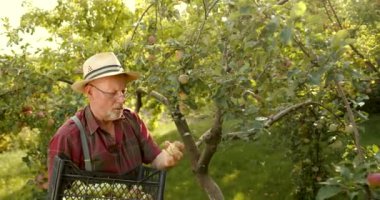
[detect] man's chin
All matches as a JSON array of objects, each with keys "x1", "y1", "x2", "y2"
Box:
[{"x1": 107, "y1": 111, "x2": 123, "y2": 121}]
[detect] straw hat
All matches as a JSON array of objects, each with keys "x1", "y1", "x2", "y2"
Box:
[{"x1": 71, "y1": 52, "x2": 139, "y2": 93}]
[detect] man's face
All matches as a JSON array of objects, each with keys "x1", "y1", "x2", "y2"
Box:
[{"x1": 86, "y1": 75, "x2": 127, "y2": 121}]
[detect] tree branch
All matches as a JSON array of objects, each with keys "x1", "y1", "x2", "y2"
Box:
[
  {"x1": 193, "y1": 0, "x2": 220, "y2": 48},
  {"x1": 263, "y1": 99, "x2": 343, "y2": 128},
  {"x1": 135, "y1": 88, "x2": 200, "y2": 171},
  {"x1": 0, "y1": 86, "x2": 26, "y2": 98},
  {"x1": 196, "y1": 129, "x2": 211, "y2": 147},
  {"x1": 326, "y1": 0, "x2": 343, "y2": 29},
  {"x1": 135, "y1": 89, "x2": 144, "y2": 113},
  {"x1": 130, "y1": 3, "x2": 155, "y2": 41},
  {"x1": 322, "y1": 0, "x2": 334, "y2": 24},
  {"x1": 334, "y1": 81, "x2": 364, "y2": 160},
  {"x1": 325, "y1": 0, "x2": 379, "y2": 75},
  {"x1": 196, "y1": 106, "x2": 223, "y2": 174},
  {"x1": 264, "y1": 99, "x2": 313, "y2": 128},
  {"x1": 293, "y1": 34, "x2": 321, "y2": 68},
  {"x1": 243, "y1": 90, "x2": 263, "y2": 102},
  {"x1": 222, "y1": 129, "x2": 257, "y2": 141},
  {"x1": 277, "y1": 0, "x2": 289, "y2": 5},
  {"x1": 106, "y1": 7, "x2": 122, "y2": 43},
  {"x1": 57, "y1": 78, "x2": 73, "y2": 85}
]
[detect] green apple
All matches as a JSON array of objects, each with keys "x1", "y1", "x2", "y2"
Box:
[
  {"x1": 178, "y1": 74, "x2": 189, "y2": 84},
  {"x1": 328, "y1": 123, "x2": 338, "y2": 132}
]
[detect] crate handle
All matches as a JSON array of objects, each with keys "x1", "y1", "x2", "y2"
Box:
[{"x1": 137, "y1": 169, "x2": 162, "y2": 184}]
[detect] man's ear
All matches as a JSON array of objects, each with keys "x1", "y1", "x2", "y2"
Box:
[{"x1": 84, "y1": 84, "x2": 92, "y2": 98}]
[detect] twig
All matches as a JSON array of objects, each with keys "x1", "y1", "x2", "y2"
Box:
[
  {"x1": 264, "y1": 99, "x2": 313, "y2": 128},
  {"x1": 322, "y1": 0, "x2": 334, "y2": 24},
  {"x1": 326, "y1": 0, "x2": 343, "y2": 29},
  {"x1": 264, "y1": 100, "x2": 344, "y2": 128},
  {"x1": 196, "y1": 129, "x2": 211, "y2": 147},
  {"x1": 135, "y1": 89, "x2": 144, "y2": 113},
  {"x1": 325, "y1": 0, "x2": 379, "y2": 75},
  {"x1": 277, "y1": 0, "x2": 289, "y2": 5},
  {"x1": 107, "y1": 8, "x2": 122, "y2": 42},
  {"x1": 130, "y1": 3, "x2": 155, "y2": 41},
  {"x1": 136, "y1": 88, "x2": 170, "y2": 106},
  {"x1": 57, "y1": 78, "x2": 73, "y2": 85},
  {"x1": 193, "y1": 0, "x2": 220, "y2": 48},
  {"x1": 334, "y1": 81, "x2": 364, "y2": 160},
  {"x1": 293, "y1": 34, "x2": 320, "y2": 68},
  {"x1": 0, "y1": 86, "x2": 26, "y2": 98},
  {"x1": 243, "y1": 90, "x2": 263, "y2": 102},
  {"x1": 222, "y1": 129, "x2": 257, "y2": 141}
]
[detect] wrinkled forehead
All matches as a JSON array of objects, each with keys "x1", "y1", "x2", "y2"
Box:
[{"x1": 89, "y1": 74, "x2": 128, "y2": 88}]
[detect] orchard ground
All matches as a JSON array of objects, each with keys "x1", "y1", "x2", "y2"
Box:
[{"x1": 1, "y1": 113, "x2": 380, "y2": 200}]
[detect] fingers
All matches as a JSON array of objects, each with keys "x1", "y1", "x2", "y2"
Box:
[
  {"x1": 163, "y1": 141, "x2": 171, "y2": 149},
  {"x1": 164, "y1": 152, "x2": 176, "y2": 166},
  {"x1": 162, "y1": 141, "x2": 185, "y2": 153},
  {"x1": 162, "y1": 141, "x2": 185, "y2": 168},
  {"x1": 170, "y1": 148, "x2": 183, "y2": 160},
  {"x1": 173, "y1": 141, "x2": 185, "y2": 151}
]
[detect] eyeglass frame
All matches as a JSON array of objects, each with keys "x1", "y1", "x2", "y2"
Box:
[{"x1": 87, "y1": 84, "x2": 128, "y2": 99}]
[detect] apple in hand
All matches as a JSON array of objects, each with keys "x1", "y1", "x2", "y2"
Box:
[{"x1": 367, "y1": 173, "x2": 380, "y2": 187}]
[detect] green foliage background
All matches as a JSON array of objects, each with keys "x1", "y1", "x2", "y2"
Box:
[{"x1": 0, "y1": 0, "x2": 379, "y2": 199}]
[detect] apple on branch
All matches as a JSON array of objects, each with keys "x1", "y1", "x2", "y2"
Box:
[{"x1": 367, "y1": 173, "x2": 380, "y2": 187}]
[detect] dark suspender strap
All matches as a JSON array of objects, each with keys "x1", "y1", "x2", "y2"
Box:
[
  {"x1": 70, "y1": 116, "x2": 92, "y2": 171},
  {"x1": 124, "y1": 111, "x2": 141, "y2": 137}
]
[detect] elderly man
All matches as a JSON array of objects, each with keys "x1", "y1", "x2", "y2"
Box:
[{"x1": 48, "y1": 52, "x2": 184, "y2": 181}]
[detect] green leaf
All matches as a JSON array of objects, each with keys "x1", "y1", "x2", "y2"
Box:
[
  {"x1": 280, "y1": 26, "x2": 292, "y2": 45},
  {"x1": 265, "y1": 17, "x2": 279, "y2": 34},
  {"x1": 316, "y1": 186, "x2": 343, "y2": 200},
  {"x1": 331, "y1": 30, "x2": 349, "y2": 50},
  {"x1": 239, "y1": 6, "x2": 253, "y2": 16},
  {"x1": 308, "y1": 70, "x2": 322, "y2": 85},
  {"x1": 291, "y1": 2, "x2": 307, "y2": 17},
  {"x1": 348, "y1": 191, "x2": 359, "y2": 200},
  {"x1": 372, "y1": 144, "x2": 379, "y2": 153}
]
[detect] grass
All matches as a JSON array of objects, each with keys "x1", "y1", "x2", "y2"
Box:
[
  {"x1": 0, "y1": 150, "x2": 34, "y2": 199},
  {"x1": 360, "y1": 113, "x2": 380, "y2": 146},
  {"x1": 150, "y1": 115, "x2": 294, "y2": 200},
  {"x1": 1, "y1": 113, "x2": 380, "y2": 199}
]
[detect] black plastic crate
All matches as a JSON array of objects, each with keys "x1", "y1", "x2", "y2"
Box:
[{"x1": 48, "y1": 155, "x2": 166, "y2": 200}]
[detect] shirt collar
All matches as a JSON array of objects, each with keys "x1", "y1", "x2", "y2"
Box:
[
  {"x1": 84, "y1": 106, "x2": 127, "y2": 134},
  {"x1": 84, "y1": 106, "x2": 100, "y2": 135}
]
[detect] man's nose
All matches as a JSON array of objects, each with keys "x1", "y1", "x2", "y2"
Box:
[{"x1": 114, "y1": 92, "x2": 126, "y2": 102}]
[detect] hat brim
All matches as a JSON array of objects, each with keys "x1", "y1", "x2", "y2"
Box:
[{"x1": 71, "y1": 71, "x2": 139, "y2": 93}]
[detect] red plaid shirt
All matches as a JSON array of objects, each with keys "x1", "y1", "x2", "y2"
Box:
[{"x1": 47, "y1": 106, "x2": 161, "y2": 181}]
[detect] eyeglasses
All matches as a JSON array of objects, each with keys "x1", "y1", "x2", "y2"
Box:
[{"x1": 88, "y1": 84, "x2": 128, "y2": 99}]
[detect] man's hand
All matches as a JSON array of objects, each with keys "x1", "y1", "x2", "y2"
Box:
[{"x1": 152, "y1": 141, "x2": 185, "y2": 169}]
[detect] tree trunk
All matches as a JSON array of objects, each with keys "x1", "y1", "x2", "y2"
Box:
[
  {"x1": 196, "y1": 173, "x2": 224, "y2": 200},
  {"x1": 136, "y1": 89, "x2": 225, "y2": 199},
  {"x1": 171, "y1": 109, "x2": 225, "y2": 200}
]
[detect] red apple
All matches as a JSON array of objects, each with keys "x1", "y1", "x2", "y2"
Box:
[
  {"x1": 175, "y1": 50, "x2": 184, "y2": 61},
  {"x1": 22, "y1": 106, "x2": 33, "y2": 116},
  {"x1": 178, "y1": 91, "x2": 188, "y2": 100},
  {"x1": 37, "y1": 111, "x2": 45, "y2": 118},
  {"x1": 367, "y1": 173, "x2": 380, "y2": 187},
  {"x1": 148, "y1": 35, "x2": 156, "y2": 45}
]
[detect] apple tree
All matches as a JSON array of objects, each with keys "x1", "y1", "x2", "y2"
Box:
[{"x1": 1, "y1": 0, "x2": 379, "y2": 199}]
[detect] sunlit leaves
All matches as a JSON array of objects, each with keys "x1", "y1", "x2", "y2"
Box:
[{"x1": 291, "y1": 1, "x2": 307, "y2": 18}]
